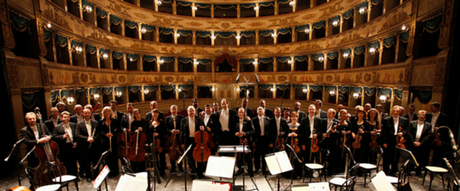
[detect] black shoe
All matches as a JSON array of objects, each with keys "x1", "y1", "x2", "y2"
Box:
[
  {"x1": 253, "y1": 169, "x2": 259, "y2": 173},
  {"x1": 249, "y1": 173, "x2": 254, "y2": 177},
  {"x1": 237, "y1": 169, "x2": 244, "y2": 176},
  {"x1": 178, "y1": 166, "x2": 184, "y2": 172},
  {"x1": 262, "y1": 170, "x2": 269, "y2": 175}
]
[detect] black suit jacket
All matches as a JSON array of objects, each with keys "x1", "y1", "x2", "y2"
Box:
[
  {"x1": 180, "y1": 117, "x2": 204, "y2": 145},
  {"x1": 215, "y1": 109, "x2": 238, "y2": 136},
  {"x1": 112, "y1": 110, "x2": 124, "y2": 127},
  {"x1": 318, "y1": 110, "x2": 327, "y2": 119},
  {"x1": 264, "y1": 108, "x2": 274, "y2": 119},
  {"x1": 44, "y1": 118, "x2": 61, "y2": 133},
  {"x1": 321, "y1": 118, "x2": 340, "y2": 148},
  {"x1": 299, "y1": 116, "x2": 323, "y2": 146},
  {"x1": 382, "y1": 116, "x2": 409, "y2": 146},
  {"x1": 426, "y1": 112, "x2": 448, "y2": 127},
  {"x1": 295, "y1": 110, "x2": 306, "y2": 123},
  {"x1": 99, "y1": 118, "x2": 119, "y2": 151},
  {"x1": 252, "y1": 116, "x2": 270, "y2": 141},
  {"x1": 75, "y1": 119, "x2": 101, "y2": 153},
  {"x1": 165, "y1": 115, "x2": 184, "y2": 133},
  {"x1": 69, "y1": 114, "x2": 83, "y2": 124},
  {"x1": 92, "y1": 113, "x2": 102, "y2": 122},
  {"x1": 236, "y1": 107, "x2": 253, "y2": 119},
  {"x1": 233, "y1": 118, "x2": 255, "y2": 145},
  {"x1": 52, "y1": 122, "x2": 77, "y2": 145},
  {"x1": 403, "y1": 113, "x2": 418, "y2": 122},
  {"x1": 407, "y1": 121, "x2": 432, "y2": 147},
  {"x1": 21, "y1": 124, "x2": 51, "y2": 152},
  {"x1": 202, "y1": 113, "x2": 218, "y2": 132},
  {"x1": 268, "y1": 117, "x2": 289, "y2": 145}
]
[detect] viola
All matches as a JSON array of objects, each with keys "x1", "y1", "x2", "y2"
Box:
[
  {"x1": 432, "y1": 129, "x2": 442, "y2": 146},
  {"x1": 289, "y1": 126, "x2": 300, "y2": 153},
  {"x1": 275, "y1": 137, "x2": 285, "y2": 150},
  {"x1": 396, "y1": 127, "x2": 406, "y2": 149},
  {"x1": 192, "y1": 130, "x2": 211, "y2": 162},
  {"x1": 33, "y1": 108, "x2": 66, "y2": 186},
  {"x1": 310, "y1": 129, "x2": 319, "y2": 153},
  {"x1": 129, "y1": 131, "x2": 146, "y2": 162},
  {"x1": 369, "y1": 131, "x2": 380, "y2": 148},
  {"x1": 352, "y1": 125, "x2": 363, "y2": 149}
]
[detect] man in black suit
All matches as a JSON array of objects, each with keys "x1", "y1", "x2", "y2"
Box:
[
  {"x1": 335, "y1": 104, "x2": 344, "y2": 119},
  {"x1": 180, "y1": 106, "x2": 207, "y2": 178},
  {"x1": 145, "y1": 101, "x2": 165, "y2": 123},
  {"x1": 192, "y1": 99, "x2": 204, "y2": 116},
  {"x1": 269, "y1": 107, "x2": 288, "y2": 152},
  {"x1": 212, "y1": 102, "x2": 220, "y2": 114},
  {"x1": 85, "y1": 104, "x2": 101, "y2": 121},
  {"x1": 375, "y1": 104, "x2": 388, "y2": 124},
  {"x1": 70, "y1": 104, "x2": 84, "y2": 124},
  {"x1": 293, "y1": 101, "x2": 306, "y2": 122},
  {"x1": 121, "y1": 103, "x2": 135, "y2": 131},
  {"x1": 109, "y1": 100, "x2": 124, "y2": 127},
  {"x1": 236, "y1": 98, "x2": 253, "y2": 119},
  {"x1": 165, "y1": 104, "x2": 184, "y2": 172},
  {"x1": 426, "y1": 101, "x2": 450, "y2": 166},
  {"x1": 382, "y1": 105, "x2": 409, "y2": 175},
  {"x1": 403, "y1": 104, "x2": 418, "y2": 122},
  {"x1": 314, "y1": 100, "x2": 327, "y2": 119},
  {"x1": 202, "y1": 104, "x2": 219, "y2": 155},
  {"x1": 252, "y1": 106, "x2": 270, "y2": 174},
  {"x1": 300, "y1": 104, "x2": 323, "y2": 163},
  {"x1": 52, "y1": 111, "x2": 78, "y2": 176},
  {"x1": 406, "y1": 110, "x2": 432, "y2": 176},
  {"x1": 21, "y1": 112, "x2": 52, "y2": 168},
  {"x1": 44, "y1": 107, "x2": 61, "y2": 133},
  {"x1": 75, "y1": 108, "x2": 101, "y2": 181},
  {"x1": 321, "y1": 108, "x2": 340, "y2": 174},
  {"x1": 56, "y1": 101, "x2": 66, "y2": 114},
  {"x1": 216, "y1": 99, "x2": 238, "y2": 152},
  {"x1": 235, "y1": 108, "x2": 255, "y2": 177},
  {"x1": 259, "y1": 100, "x2": 274, "y2": 119}
]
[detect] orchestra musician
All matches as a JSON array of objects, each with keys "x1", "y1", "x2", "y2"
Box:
[
  {"x1": 237, "y1": 98, "x2": 253, "y2": 119},
  {"x1": 282, "y1": 107, "x2": 291, "y2": 123},
  {"x1": 314, "y1": 100, "x2": 327, "y2": 119},
  {"x1": 99, "y1": 106, "x2": 120, "y2": 177},
  {"x1": 192, "y1": 99, "x2": 204, "y2": 117},
  {"x1": 147, "y1": 109, "x2": 166, "y2": 175},
  {"x1": 299, "y1": 104, "x2": 323, "y2": 164},
  {"x1": 145, "y1": 101, "x2": 165, "y2": 123},
  {"x1": 335, "y1": 104, "x2": 344, "y2": 119},
  {"x1": 109, "y1": 100, "x2": 124, "y2": 127},
  {"x1": 259, "y1": 100, "x2": 274, "y2": 119},
  {"x1": 351, "y1": 107, "x2": 370, "y2": 163},
  {"x1": 321, "y1": 108, "x2": 340, "y2": 175},
  {"x1": 269, "y1": 107, "x2": 288, "y2": 152},
  {"x1": 202, "y1": 104, "x2": 219, "y2": 155},
  {"x1": 52, "y1": 111, "x2": 78, "y2": 176},
  {"x1": 75, "y1": 108, "x2": 101, "y2": 182},
  {"x1": 367, "y1": 108, "x2": 382, "y2": 163},
  {"x1": 426, "y1": 102, "x2": 449, "y2": 166},
  {"x1": 406, "y1": 110, "x2": 432, "y2": 176},
  {"x1": 21, "y1": 112, "x2": 52, "y2": 168},
  {"x1": 337, "y1": 109, "x2": 352, "y2": 173},
  {"x1": 165, "y1": 105, "x2": 184, "y2": 172},
  {"x1": 130, "y1": 109, "x2": 148, "y2": 172},
  {"x1": 56, "y1": 102, "x2": 66, "y2": 114},
  {"x1": 252, "y1": 106, "x2": 270, "y2": 174},
  {"x1": 403, "y1": 104, "x2": 418, "y2": 122},
  {"x1": 381, "y1": 105, "x2": 408, "y2": 176},
  {"x1": 212, "y1": 102, "x2": 220, "y2": 114},
  {"x1": 45, "y1": 107, "x2": 61, "y2": 133},
  {"x1": 70, "y1": 104, "x2": 83, "y2": 124},
  {"x1": 293, "y1": 102, "x2": 306, "y2": 122},
  {"x1": 216, "y1": 99, "x2": 238, "y2": 157},
  {"x1": 287, "y1": 111, "x2": 302, "y2": 179},
  {"x1": 84, "y1": 104, "x2": 101, "y2": 121},
  {"x1": 180, "y1": 106, "x2": 207, "y2": 178},
  {"x1": 235, "y1": 108, "x2": 255, "y2": 177}
]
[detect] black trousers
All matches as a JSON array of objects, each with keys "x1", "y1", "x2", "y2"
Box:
[
  {"x1": 79, "y1": 147, "x2": 101, "y2": 179},
  {"x1": 59, "y1": 143, "x2": 78, "y2": 176},
  {"x1": 383, "y1": 144, "x2": 400, "y2": 174},
  {"x1": 254, "y1": 136, "x2": 269, "y2": 171}
]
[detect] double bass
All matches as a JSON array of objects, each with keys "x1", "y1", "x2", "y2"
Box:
[
  {"x1": 33, "y1": 108, "x2": 66, "y2": 186},
  {"x1": 192, "y1": 129, "x2": 211, "y2": 162}
]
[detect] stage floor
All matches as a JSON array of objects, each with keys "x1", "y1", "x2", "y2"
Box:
[{"x1": 0, "y1": 166, "x2": 449, "y2": 191}]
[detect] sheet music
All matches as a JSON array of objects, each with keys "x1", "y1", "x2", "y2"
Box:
[
  {"x1": 276, "y1": 151, "x2": 293, "y2": 172},
  {"x1": 115, "y1": 174, "x2": 148, "y2": 191},
  {"x1": 92, "y1": 165, "x2": 110, "y2": 188},
  {"x1": 265, "y1": 155, "x2": 282, "y2": 175},
  {"x1": 219, "y1": 147, "x2": 235, "y2": 153},
  {"x1": 292, "y1": 185, "x2": 310, "y2": 191},
  {"x1": 371, "y1": 171, "x2": 396, "y2": 191},
  {"x1": 309, "y1": 182, "x2": 330, "y2": 191},
  {"x1": 205, "y1": 156, "x2": 236, "y2": 179},
  {"x1": 235, "y1": 146, "x2": 250, "y2": 153},
  {"x1": 192, "y1": 180, "x2": 231, "y2": 191}
]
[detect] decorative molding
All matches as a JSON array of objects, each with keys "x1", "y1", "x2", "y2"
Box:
[{"x1": 1, "y1": 0, "x2": 15, "y2": 49}]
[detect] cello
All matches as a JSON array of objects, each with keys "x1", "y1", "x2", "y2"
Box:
[
  {"x1": 33, "y1": 108, "x2": 66, "y2": 186},
  {"x1": 192, "y1": 129, "x2": 211, "y2": 162},
  {"x1": 129, "y1": 131, "x2": 146, "y2": 162},
  {"x1": 168, "y1": 117, "x2": 183, "y2": 161}
]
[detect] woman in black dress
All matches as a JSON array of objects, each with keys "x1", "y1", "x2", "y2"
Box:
[{"x1": 100, "y1": 106, "x2": 120, "y2": 177}]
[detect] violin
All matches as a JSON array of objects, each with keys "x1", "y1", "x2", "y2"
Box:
[
  {"x1": 289, "y1": 126, "x2": 300, "y2": 153},
  {"x1": 275, "y1": 137, "x2": 285, "y2": 150},
  {"x1": 352, "y1": 125, "x2": 363, "y2": 149},
  {"x1": 33, "y1": 108, "x2": 66, "y2": 186},
  {"x1": 396, "y1": 127, "x2": 406, "y2": 149},
  {"x1": 369, "y1": 130, "x2": 380, "y2": 149},
  {"x1": 129, "y1": 131, "x2": 146, "y2": 162},
  {"x1": 192, "y1": 130, "x2": 211, "y2": 162},
  {"x1": 432, "y1": 129, "x2": 442, "y2": 146},
  {"x1": 151, "y1": 124, "x2": 163, "y2": 154},
  {"x1": 310, "y1": 130, "x2": 319, "y2": 153},
  {"x1": 327, "y1": 119, "x2": 345, "y2": 137},
  {"x1": 168, "y1": 123, "x2": 182, "y2": 161}
]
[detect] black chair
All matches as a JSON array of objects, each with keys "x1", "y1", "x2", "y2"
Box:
[
  {"x1": 304, "y1": 149, "x2": 329, "y2": 182},
  {"x1": 444, "y1": 158, "x2": 459, "y2": 191},
  {"x1": 329, "y1": 163, "x2": 359, "y2": 191},
  {"x1": 25, "y1": 167, "x2": 61, "y2": 191},
  {"x1": 359, "y1": 148, "x2": 383, "y2": 187}
]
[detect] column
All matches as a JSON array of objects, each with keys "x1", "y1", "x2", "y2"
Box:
[
  {"x1": 255, "y1": 30, "x2": 259, "y2": 45},
  {"x1": 273, "y1": 56, "x2": 277, "y2": 72},
  {"x1": 174, "y1": 56, "x2": 178, "y2": 72},
  {"x1": 378, "y1": 39, "x2": 383, "y2": 65}
]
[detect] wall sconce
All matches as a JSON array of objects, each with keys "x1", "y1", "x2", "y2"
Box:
[
  {"x1": 270, "y1": 87, "x2": 276, "y2": 92},
  {"x1": 332, "y1": 20, "x2": 339, "y2": 27},
  {"x1": 329, "y1": 90, "x2": 336, "y2": 96},
  {"x1": 237, "y1": 87, "x2": 241, "y2": 92},
  {"x1": 369, "y1": 47, "x2": 376, "y2": 55},
  {"x1": 318, "y1": 56, "x2": 324, "y2": 62},
  {"x1": 175, "y1": 33, "x2": 180, "y2": 37},
  {"x1": 401, "y1": 24, "x2": 409, "y2": 31},
  {"x1": 72, "y1": 46, "x2": 83, "y2": 54},
  {"x1": 93, "y1": 93, "x2": 100, "y2": 100},
  {"x1": 45, "y1": 22, "x2": 52, "y2": 29},
  {"x1": 211, "y1": 36, "x2": 216, "y2": 40},
  {"x1": 67, "y1": 96, "x2": 75, "y2": 105},
  {"x1": 379, "y1": 95, "x2": 388, "y2": 103},
  {"x1": 115, "y1": 91, "x2": 122, "y2": 97},
  {"x1": 129, "y1": 57, "x2": 134, "y2": 62},
  {"x1": 353, "y1": 92, "x2": 361, "y2": 99},
  {"x1": 288, "y1": 60, "x2": 293, "y2": 64},
  {"x1": 343, "y1": 52, "x2": 350, "y2": 59},
  {"x1": 177, "y1": 88, "x2": 182, "y2": 92},
  {"x1": 359, "y1": 7, "x2": 367, "y2": 15},
  {"x1": 156, "y1": 0, "x2": 162, "y2": 5},
  {"x1": 211, "y1": 87, "x2": 215, "y2": 91},
  {"x1": 141, "y1": 27, "x2": 147, "y2": 34},
  {"x1": 143, "y1": 89, "x2": 149, "y2": 94},
  {"x1": 236, "y1": 35, "x2": 241, "y2": 40},
  {"x1": 289, "y1": 1, "x2": 295, "y2": 6},
  {"x1": 159, "y1": 59, "x2": 164, "y2": 64},
  {"x1": 302, "y1": 88, "x2": 308, "y2": 93},
  {"x1": 194, "y1": 61, "x2": 199, "y2": 65},
  {"x1": 193, "y1": 6, "x2": 198, "y2": 11},
  {"x1": 99, "y1": 53, "x2": 108, "y2": 60},
  {"x1": 304, "y1": 28, "x2": 310, "y2": 34},
  {"x1": 271, "y1": 33, "x2": 277, "y2": 38},
  {"x1": 83, "y1": 5, "x2": 93, "y2": 13},
  {"x1": 254, "y1": 6, "x2": 259, "y2": 10},
  {"x1": 253, "y1": 60, "x2": 258, "y2": 65}
]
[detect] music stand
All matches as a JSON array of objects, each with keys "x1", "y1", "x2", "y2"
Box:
[
  {"x1": 397, "y1": 147, "x2": 419, "y2": 184},
  {"x1": 264, "y1": 151, "x2": 293, "y2": 191},
  {"x1": 5, "y1": 138, "x2": 25, "y2": 186},
  {"x1": 284, "y1": 144, "x2": 302, "y2": 191},
  {"x1": 165, "y1": 144, "x2": 196, "y2": 191},
  {"x1": 218, "y1": 144, "x2": 258, "y2": 191},
  {"x1": 93, "y1": 150, "x2": 110, "y2": 191}
]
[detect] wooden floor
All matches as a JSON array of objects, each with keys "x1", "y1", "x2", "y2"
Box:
[{"x1": 0, "y1": 165, "x2": 450, "y2": 191}]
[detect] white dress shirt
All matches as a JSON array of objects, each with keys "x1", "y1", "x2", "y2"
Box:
[
  {"x1": 258, "y1": 116, "x2": 265, "y2": 136},
  {"x1": 63, "y1": 123, "x2": 73, "y2": 143},
  {"x1": 393, "y1": 117, "x2": 399, "y2": 135},
  {"x1": 188, "y1": 117, "x2": 196, "y2": 137},
  {"x1": 415, "y1": 121, "x2": 424, "y2": 142},
  {"x1": 85, "y1": 119, "x2": 92, "y2": 137},
  {"x1": 31, "y1": 125, "x2": 39, "y2": 141},
  {"x1": 219, "y1": 109, "x2": 230, "y2": 132},
  {"x1": 309, "y1": 116, "x2": 315, "y2": 138}
]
